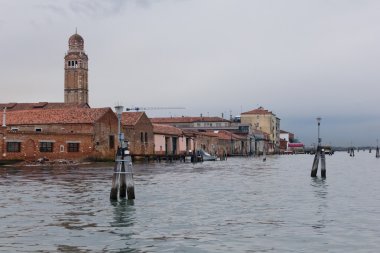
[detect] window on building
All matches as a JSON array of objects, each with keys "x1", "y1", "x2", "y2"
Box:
[
  {"x1": 7, "y1": 142, "x2": 21, "y2": 152},
  {"x1": 10, "y1": 127, "x2": 19, "y2": 132},
  {"x1": 68, "y1": 143, "x2": 80, "y2": 152},
  {"x1": 40, "y1": 142, "x2": 53, "y2": 152},
  {"x1": 141, "y1": 132, "x2": 144, "y2": 142},
  {"x1": 60, "y1": 145, "x2": 64, "y2": 152},
  {"x1": 109, "y1": 135, "x2": 115, "y2": 149},
  {"x1": 35, "y1": 128, "x2": 42, "y2": 132},
  {"x1": 145, "y1": 132, "x2": 148, "y2": 143}
]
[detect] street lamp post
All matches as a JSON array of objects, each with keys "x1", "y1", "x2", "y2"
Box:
[
  {"x1": 317, "y1": 117, "x2": 321, "y2": 147},
  {"x1": 115, "y1": 105, "x2": 124, "y2": 148}
]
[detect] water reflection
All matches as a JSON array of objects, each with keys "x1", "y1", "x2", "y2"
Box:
[
  {"x1": 110, "y1": 199, "x2": 135, "y2": 228},
  {"x1": 109, "y1": 199, "x2": 140, "y2": 252},
  {"x1": 310, "y1": 177, "x2": 329, "y2": 232},
  {"x1": 311, "y1": 177, "x2": 328, "y2": 199},
  {"x1": 1, "y1": 155, "x2": 380, "y2": 252}
]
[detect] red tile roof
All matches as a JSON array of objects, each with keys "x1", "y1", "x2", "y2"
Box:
[
  {"x1": 151, "y1": 116, "x2": 229, "y2": 124},
  {"x1": 212, "y1": 130, "x2": 246, "y2": 141},
  {"x1": 121, "y1": 112, "x2": 144, "y2": 126},
  {"x1": 183, "y1": 129, "x2": 244, "y2": 140},
  {"x1": 153, "y1": 124, "x2": 183, "y2": 136},
  {"x1": 241, "y1": 107, "x2": 274, "y2": 116},
  {"x1": 0, "y1": 102, "x2": 89, "y2": 111},
  {"x1": 6, "y1": 108, "x2": 112, "y2": 125}
]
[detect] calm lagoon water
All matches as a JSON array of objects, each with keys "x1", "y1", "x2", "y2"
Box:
[{"x1": 1, "y1": 152, "x2": 380, "y2": 252}]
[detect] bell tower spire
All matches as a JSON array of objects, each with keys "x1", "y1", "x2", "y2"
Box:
[{"x1": 64, "y1": 32, "x2": 89, "y2": 104}]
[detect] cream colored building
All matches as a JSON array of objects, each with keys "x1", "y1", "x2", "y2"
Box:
[{"x1": 240, "y1": 107, "x2": 280, "y2": 153}]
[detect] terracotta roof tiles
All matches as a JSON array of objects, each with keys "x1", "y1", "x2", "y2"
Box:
[
  {"x1": 212, "y1": 130, "x2": 246, "y2": 141},
  {"x1": 241, "y1": 107, "x2": 274, "y2": 116},
  {"x1": 6, "y1": 107, "x2": 112, "y2": 125},
  {"x1": 0, "y1": 102, "x2": 89, "y2": 111},
  {"x1": 121, "y1": 112, "x2": 144, "y2": 126},
  {"x1": 153, "y1": 124, "x2": 183, "y2": 136}
]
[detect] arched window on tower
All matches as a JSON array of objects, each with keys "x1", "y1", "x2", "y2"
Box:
[{"x1": 68, "y1": 60, "x2": 78, "y2": 69}]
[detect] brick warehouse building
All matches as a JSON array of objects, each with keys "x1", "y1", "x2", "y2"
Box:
[
  {"x1": 121, "y1": 112, "x2": 154, "y2": 157},
  {"x1": 0, "y1": 107, "x2": 118, "y2": 161}
]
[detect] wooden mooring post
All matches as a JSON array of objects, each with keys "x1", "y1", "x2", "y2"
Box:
[
  {"x1": 349, "y1": 147, "x2": 355, "y2": 157},
  {"x1": 376, "y1": 146, "x2": 380, "y2": 158},
  {"x1": 110, "y1": 105, "x2": 135, "y2": 201},
  {"x1": 311, "y1": 117, "x2": 326, "y2": 178},
  {"x1": 311, "y1": 145, "x2": 326, "y2": 178},
  {"x1": 110, "y1": 147, "x2": 135, "y2": 200}
]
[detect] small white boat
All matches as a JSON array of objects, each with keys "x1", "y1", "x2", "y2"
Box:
[{"x1": 198, "y1": 149, "x2": 217, "y2": 161}]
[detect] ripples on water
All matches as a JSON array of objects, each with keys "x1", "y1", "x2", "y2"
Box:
[{"x1": 1, "y1": 152, "x2": 380, "y2": 252}]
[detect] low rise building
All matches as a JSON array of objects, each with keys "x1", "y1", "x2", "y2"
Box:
[
  {"x1": 153, "y1": 124, "x2": 191, "y2": 155},
  {"x1": 151, "y1": 116, "x2": 231, "y2": 129},
  {"x1": 121, "y1": 112, "x2": 154, "y2": 157},
  {"x1": 0, "y1": 107, "x2": 117, "y2": 162},
  {"x1": 241, "y1": 107, "x2": 280, "y2": 153}
]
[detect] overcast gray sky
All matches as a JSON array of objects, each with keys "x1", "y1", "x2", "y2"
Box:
[{"x1": 1, "y1": 0, "x2": 380, "y2": 146}]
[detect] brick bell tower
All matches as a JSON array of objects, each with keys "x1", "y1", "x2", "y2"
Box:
[{"x1": 64, "y1": 31, "x2": 89, "y2": 104}]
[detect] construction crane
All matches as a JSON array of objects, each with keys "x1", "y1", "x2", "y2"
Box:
[{"x1": 125, "y1": 106, "x2": 185, "y2": 112}]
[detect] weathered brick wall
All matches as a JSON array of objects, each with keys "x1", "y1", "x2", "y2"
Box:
[
  {"x1": 195, "y1": 135, "x2": 219, "y2": 155},
  {"x1": 1, "y1": 130, "x2": 94, "y2": 161},
  {"x1": 0, "y1": 110, "x2": 118, "y2": 162},
  {"x1": 123, "y1": 114, "x2": 154, "y2": 156},
  {"x1": 8, "y1": 124, "x2": 93, "y2": 134},
  {"x1": 93, "y1": 111, "x2": 118, "y2": 159}
]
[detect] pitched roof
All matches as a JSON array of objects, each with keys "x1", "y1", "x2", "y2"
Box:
[
  {"x1": 153, "y1": 124, "x2": 183, "y2": 136},
  {"x1": 151, "y1": 116, "x2": 229, "y2": 124},
  {"x1": 6, "y1": 107, "x2": 112, "y2": 125},
  {"x1": 0, "y1": 102, "x2": 89, "y2": 111},
  {"x1": 212, "y1": 130, "x2": 246, "y2": 141},
  {"x1": 241, "y1": 107, "x2": 274, "y2": 116},
  {"x1": 121, "y1": 112, "x2": 144, "y2": 126}
]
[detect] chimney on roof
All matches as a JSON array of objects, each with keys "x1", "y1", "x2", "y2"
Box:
[
  {"x1": 2, "y1": 107, "x2": 6, "y2": 127},
  {"x1": 200, "y1": 113, "x2": 203, "y2": 118}
]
